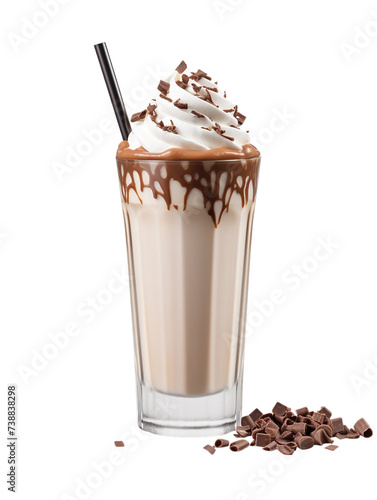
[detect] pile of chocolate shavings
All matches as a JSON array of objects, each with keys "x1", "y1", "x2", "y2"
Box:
[{"x1": 203, "y1": 402, "x2": 373, "y2": 455}]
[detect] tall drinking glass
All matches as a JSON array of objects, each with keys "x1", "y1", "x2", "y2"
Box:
[{"x1": 117, "y1": 154, "x2": 261, "y2": 436}]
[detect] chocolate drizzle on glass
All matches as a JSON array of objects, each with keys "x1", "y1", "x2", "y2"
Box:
[{"x1": 117, "y1": 157, "x2": 260, "y2": 227}]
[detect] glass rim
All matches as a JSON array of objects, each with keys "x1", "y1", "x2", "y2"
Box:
[{"x1": 116, "y1": 155, "x2": 261, "y2": 164}]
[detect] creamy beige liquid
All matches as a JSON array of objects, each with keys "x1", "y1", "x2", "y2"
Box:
[{"x1": 117, "y1": 144, "x2": 260, "y2": 396}]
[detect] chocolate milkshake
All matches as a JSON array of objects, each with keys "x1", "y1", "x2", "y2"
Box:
[{"x1": 116, "y1": 62, "x2": 261, "y2": 436}]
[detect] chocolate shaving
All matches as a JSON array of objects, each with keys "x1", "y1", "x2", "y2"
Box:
[
  {"x1": 162, "y1": 119, "x2": 178, "y2": 134},
  {"x1": 176, "y1": 74, "x2": 190, "y2": 89},
  {"x1": 203, "y1": 85, "x2": 219, "y2": 93},
  {"x1": 325, "y1": 445, "x2": 338, "y2": 451},
  {"x1": 213, "y1": 122, "x2": 235, "y2": 142},
  {"x1": 198, "y1": 89, "x2": 219, "y2": 107},
  {"x1": 296, "y1": 407, "x2": 309, "y2": 416},
  {"x1": 236, "y1": 425, "x2": 251, "y2": 438},
  {"x1": 318, "y1": 406, "x2": 332, "y2": 418},
  {"x1": 174, "y1": 99, "x2": 188, "y2": 109},
  {"x1": 295, "y1": 435, "x2": 314, "y2": 450},
  {"x1": 192, "y1": 83, "x2": 202, "y2": 93},
  {"x1": 175, "y1": 60, "x2": 187, "y2": 73},
  {"x1": 272, "y1": 402, "x2": 289, "y2": 416},
  {"x1": 214, "y1": 439, "x2": 229, "y2": 448},
  {"x1": 312, "y1": 412, "x2": 326, "y2": 424},
  {"x1": 159, "y1": 93, "x2": 173, "y2": 103},
  {"x1": 230, "y1": 440, "x2": 250, "y2": 452},
  {"x1": 263, "y1": 441, "x2": 278, "y2": 451},
  {"x1": 265, "y1": 420, "x2": 279, "y2": 438},
  {"x1": 114, "y1": 441, "x2": 124, "y2": 447},
  {"x1": 256, "y1": 434, "x2": 271, "y2": 447},
  {"x1": 241, "y1": 415, "x2": 255, "y2": 427},
  {"x1": 311, "y1": 428, "x2": 333, "y2": 446},
  {"x1": 190, "y1": 69, "x2": 211, "y2": 81},
  {"x1": 330, "y1": 418, "x2": 344, "y2": 434},
  {"x1": 235, "y1": 111, "x2": 246, "y2": 125},
  {"x1": 249, "y1": 409, "x2": 263, "y2": 422},
  {"x1": 157, "y1": 80, "x2": 170, "y2": 95},
  {"x1": 277, "y1": 444, "x2": 296, "y2": 455},
  {"x1": 176, "y1": 80, "x2": 187, "y2": 89},
  {"x1": 354, "y1": 418, "x2": 373, "y2": 438},
  {"x1": 147, "y1": 104, "x2": 157, "y2": 116},
  {"x1": 191, "y1": 110, "x2": 205, "y2": 119},
  {"x1": 316, "y1": 424, "x2": 333, "y2": 437},
  {"x1": 203, "y1": 445, "x2": 215, "y2": 455},
  {"x1": 347, "y1": 428, "x2": 360, "y2": 439},
  {"x1": 130, "y1": 109, "x2": 147, "y2": 122}
]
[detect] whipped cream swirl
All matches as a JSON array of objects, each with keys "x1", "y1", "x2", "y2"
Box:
[{"x1": 128, "y1": 62, "x2": 250, "y2": 152}]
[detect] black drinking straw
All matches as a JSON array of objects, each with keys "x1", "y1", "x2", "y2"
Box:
[{"x1": 94, "y1": 42, "x2": 132, "y2": 140}]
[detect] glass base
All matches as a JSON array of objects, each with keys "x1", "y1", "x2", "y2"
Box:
[{"x1": 137, "y1": 382, "x2": 242, "y2": 437}]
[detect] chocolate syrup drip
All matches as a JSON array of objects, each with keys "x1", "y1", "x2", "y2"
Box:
[{"x1": 117, "y1": 158, "x2": 260, "y2": 227}]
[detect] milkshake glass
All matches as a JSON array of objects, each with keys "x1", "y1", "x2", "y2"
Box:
[{"x1": 115, "y1": 61, "x2": 261, "y2": 435}]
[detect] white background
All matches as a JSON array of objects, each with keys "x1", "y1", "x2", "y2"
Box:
[{"x1": 1, "y1": 0, "x2": 377, "y2": 499}]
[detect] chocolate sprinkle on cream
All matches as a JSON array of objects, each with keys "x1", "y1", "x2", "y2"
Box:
[
  {"x1": 202, "y1": 403, "x2": 373, "y2": 456},
  {"x1": 190, "y1": 69, "x2": 212, "y2": 81},
  {"x1": 203, "y1": 85, "x2": 219, "y2": 93},
  {"x1": 213, "y1": 122, "x2": 235, "y2": 142},
  {"x1": 198, "y1": 89, "x2": 219, "y2": 107},
  {"x1": 176, "y1": 74, "x2": 189, "y2": 90},
  {"x1": 157, "y1": 80, "x2": 170, "y2": 95},
  {"x1": 174, "y1": 99, "x2": 188, "y2": 109},
  {"x1": 191, "y1": 110, "x2": 205, "y2": 118},
  {"x1": 147, "y1": 104, "x2": 157, "y2": 116},
  {"x1": 114, "y1": 441, "x2": 124, "y2": 447},
  {"x1": 192, "y1": 83, "x2": 202, "y2": 93},
  {"x1": 130, "y1": 109, "x2": 147, "y2": 122},
  {"x1": 159, "y1": 93, "x2": 173, "y2": 102},
  {"x1": 235, "y1": 111, "x2": 246, "y2": 125},
  {"x1": 175, "y1": 60, "x2": 187, "y2": 73},
  {"x1": 176, "y1": 80, "x2": 188, "y2": 90}
]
